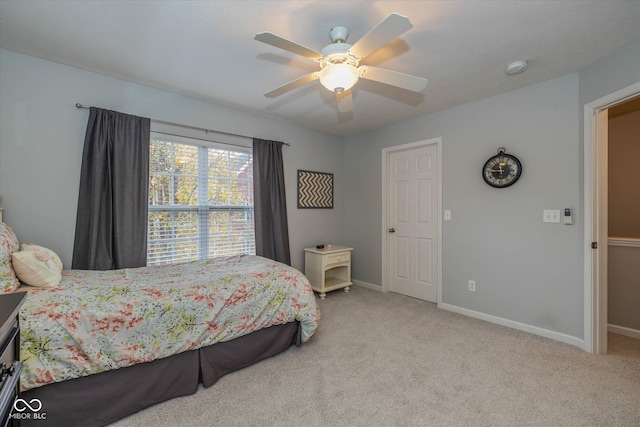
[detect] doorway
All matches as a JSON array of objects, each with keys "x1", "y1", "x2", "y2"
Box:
[
  {"x1": 382, "y1": 138, "x2": 442, "y2": 303},
  {"x1": 584, "y1": 82, "x2": 640, "y2": 354}
]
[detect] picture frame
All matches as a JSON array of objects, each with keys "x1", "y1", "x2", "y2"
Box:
[{"x1": 297, "y1": 170, "x2": 333, "y2": 209}]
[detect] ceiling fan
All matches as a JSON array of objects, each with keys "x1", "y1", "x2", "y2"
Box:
[{"x1": 254, "y1": 13, "x2": 428, "y2": 112}]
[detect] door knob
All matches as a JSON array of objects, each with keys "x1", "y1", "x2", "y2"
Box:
[{"x1": 389, "y1": 228, "x2": 395, "y2": 233}]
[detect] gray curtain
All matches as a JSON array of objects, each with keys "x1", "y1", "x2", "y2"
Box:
[
  {"x1": 253, "y1": 138, "x2": 291, "y2": 265},
  {"x1": 72, "y1": 107, "x2": 151, "y2": 270}
]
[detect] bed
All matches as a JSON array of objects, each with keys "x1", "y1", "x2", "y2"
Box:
[{"x1": 0, "y1": 222, "x2": 320, "y2": 426}]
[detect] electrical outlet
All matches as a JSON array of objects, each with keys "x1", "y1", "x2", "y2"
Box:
[{"x1": 468, "y1": 280, "x2": 476, "y2": 292}]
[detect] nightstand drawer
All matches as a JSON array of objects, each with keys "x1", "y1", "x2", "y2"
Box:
[
  {"x1": 304, "y1": 246, "x2": 353, "y2": 300},
  {"x1": 0, "y1": 320, "x2": 18, "y2": 367},
  {"x1": 326, "y1": 252, "x2": 350, "y2": 265},
  {"x1": 0, "y1": 292, "x2": 27, "y2": 427}
]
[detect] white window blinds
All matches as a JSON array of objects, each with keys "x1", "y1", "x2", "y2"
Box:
[{"x1": 147, "y1": 134, "x2": 255, "y2": 265}]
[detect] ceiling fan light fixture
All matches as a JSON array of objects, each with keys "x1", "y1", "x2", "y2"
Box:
[
  {"x1": 256, "y1": 13, "x2": 427, "y2": 107},
  {"x1": 319, "y1": 63, "x2": 359, "y2": 93}
]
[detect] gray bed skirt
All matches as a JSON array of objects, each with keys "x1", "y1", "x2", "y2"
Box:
[{"x1": 20, "y1": 322, "x2": 301, "y2": 427}]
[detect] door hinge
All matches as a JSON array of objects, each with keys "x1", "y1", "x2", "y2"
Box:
[{"x1": 591, "y1": 242, "x2": 598, "y2": 249}]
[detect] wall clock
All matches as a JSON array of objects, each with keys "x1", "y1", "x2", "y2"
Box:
[{"x1": 482, "y1": 148, "x2": 522, "y2": 188}]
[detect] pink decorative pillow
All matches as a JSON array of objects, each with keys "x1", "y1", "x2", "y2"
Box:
[
  {"x1": 0, "y1": 222, "x2": 20, "y2": 294},
  {"x1": 12, "y1": 244, "x2": 64, "y2": 288}
]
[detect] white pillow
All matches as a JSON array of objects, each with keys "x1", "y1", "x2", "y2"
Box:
[
  {"x1": 20, "y1": 244, "x2": 63, "y2": 270},
  {"x1": 12, "y1": 245, "x2": 63, "y2": 288}
]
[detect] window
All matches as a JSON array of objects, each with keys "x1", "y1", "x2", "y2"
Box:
[{"x1": 147, "y1": 134, "x2": 254, "y2": 265}]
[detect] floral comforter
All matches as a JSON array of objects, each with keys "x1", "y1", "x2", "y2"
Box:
[{"x1": 19, "y1": 255, "x2": 319, "y2": 391}]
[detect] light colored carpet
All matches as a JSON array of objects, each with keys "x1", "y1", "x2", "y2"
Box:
[{"x1": 111, "y1": 286, "x2": 640, "y2": 426}]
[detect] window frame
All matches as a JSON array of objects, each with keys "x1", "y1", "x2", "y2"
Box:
[{"x1": 147, "y1": 132, "x2": 255, "y2": 265}]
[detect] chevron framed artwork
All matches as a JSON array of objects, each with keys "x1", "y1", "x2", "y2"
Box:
[{"x1": 297, "y1": 170, "x2": 333, "y2": 209}]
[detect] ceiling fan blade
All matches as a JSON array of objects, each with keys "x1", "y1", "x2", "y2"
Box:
[
  {"x1": 359, "y1": 66, "x2": 428, "y2": 92},
  {"x1": 264, "y1": 73, "x2": 319, "y2": 98},
  {"x1": 255, "y1": 32, "x2": 324, "y2": 61},
  {"x1": 349, "y1": 13, "x2": 413, "y2": 60},
  {"x1": 336, "y1": 90, "x2": 353, "y2": 113}
]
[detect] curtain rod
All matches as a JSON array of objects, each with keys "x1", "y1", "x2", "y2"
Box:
[{"x1": 75, "y1": 103, "x2": 290, "y2": 146}]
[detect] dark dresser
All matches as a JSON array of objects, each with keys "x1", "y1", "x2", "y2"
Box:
[{"x1": 0, "y1": 292, "x2": 27, "y2": 427}]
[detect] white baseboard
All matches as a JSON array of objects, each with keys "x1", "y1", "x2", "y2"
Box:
[
  {"x1": 439, "y1": 303, "x2": 585, "y2": 349},
  {"x1": 352, "y1": 279, "x2": 383, "y2": 292},
  {"x1": 608, "y1": 324, "x2": 640, "y2": 339},
  {"x1": 350, "y1": 283, "x2": 587, "y2": 350}
]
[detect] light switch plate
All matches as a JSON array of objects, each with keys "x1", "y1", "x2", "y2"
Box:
[
  {"x1": 543, "y1": 210, "x2": 561, "y2": 223},
  {"x1": 444, "y1": 210, "x2": 451, "y2": 221}
]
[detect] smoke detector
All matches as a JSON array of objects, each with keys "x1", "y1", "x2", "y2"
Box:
[{"x1": 506, "y1": 60, "x2": 528, "y2": 75}]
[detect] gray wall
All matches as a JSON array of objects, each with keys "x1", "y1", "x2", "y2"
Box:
[
  {"x1": 343, "y1": 36, "x2": 640, "y2": 342},
  {"x1": 0, "y1": 49, "x2": 345, "y2": 272},
  {"x1": 579, "y1": 38, "x2": 640, "y2": 107},
  {"x1": 2, "y1": 36, "x2": 639, "y2": 345},
  {"x1": 345, "y1": 74, "x2": 583, "y2": 338}
]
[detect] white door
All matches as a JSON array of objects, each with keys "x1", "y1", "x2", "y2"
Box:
[{"x1": 387, "y1": 143, "x2": 438, "y2": 302}]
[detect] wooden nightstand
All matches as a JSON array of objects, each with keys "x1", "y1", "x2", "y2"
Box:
[
  {"x1": 304, "y1": 246, "x2": 353, "y2": 299},
  {"x1": 1, "y1": 292, "x2": 27, "y2": 427}
]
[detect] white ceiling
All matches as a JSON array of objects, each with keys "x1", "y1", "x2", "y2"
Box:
[{"x1": 1, "y1": 1, "x2": 640, "y2": 137}]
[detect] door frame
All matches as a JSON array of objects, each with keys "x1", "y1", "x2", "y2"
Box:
[
  {"x1": 381, "y1": 138, "x2": 442, "y2": 305},
  {"x1": 583, "y1": 82, "x2": 640, "y2": 354}
]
